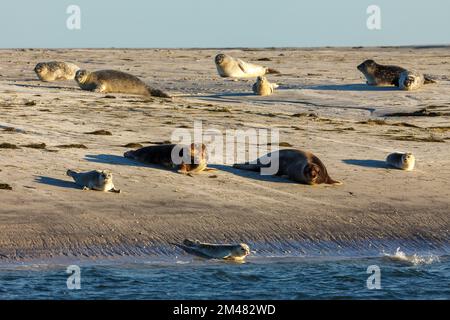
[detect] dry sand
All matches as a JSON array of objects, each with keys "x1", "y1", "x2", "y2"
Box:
[{"x1": 0, "y1": 47, "x2": 449, "y2": 261}]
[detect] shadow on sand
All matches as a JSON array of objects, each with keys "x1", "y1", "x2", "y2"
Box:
[
  {"x1": 35, "y1": 176, "x2": 79, "y2": 189},
  {"x1": 306, "y1": 84, "x2": 399, "y2": 92},
  {"x1": 342, "y1": 159, "x2": 388, "y2": 169},
  {"x1": 208, "y1": 164, "x2": 294, "y2": 184},
  {"x1": 84, "y1": 154, "x2": 178, "y2": 173}
]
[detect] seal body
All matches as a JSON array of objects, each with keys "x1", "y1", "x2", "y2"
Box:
[
  {"x1": 66, "y1": 169, "x2": 120, "y2": 192},
  {"x1": 34, "y1": 61, "x2": 80, "y2": 82},
  {"x1": 75, "y1": 69, "x2": 170, "y2": 98},
  {"x1": 124, "y1": 143, "x2": 207, "y2": 174},
  {"x1": 175, "y1": 239, "x2": 250, "y2": 261},
  {"x1": 252, "y1": 76, "x2": 278, "y2": 96},
  {"x1": 386, "y1": 152, "x2": 415, "y2": 171},
  {"x1": 215, "y1": 53, "x2": 280, "y2": 79},
  {"x1": 233, "y1": 149, "x2": 342, "y2": 185},
  {"x1": 357, "y1": 59, "x2": 406, "y2": 86}
]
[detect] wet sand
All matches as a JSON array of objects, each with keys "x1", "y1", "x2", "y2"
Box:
[{"x1": 0, "y1": 47, "x2": 449, "y2": 261}]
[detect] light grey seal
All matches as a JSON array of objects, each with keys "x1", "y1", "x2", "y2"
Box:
[
  {"x1": 215, "y1": 53, "x2": 280, "y2": 79},
  {"x1": 75, "y1": 69, "x2": 170, "y2": 98},
  {"x1": 173, "y1": 239, "x2": 250, "y2": 261},
  {"x1": 34, "y1": 61, "x2": 80, "y2": 82},
  {"x1": 66, "y1": 169, "x2": 121, "y2": 192},
  {"x1": 398, "y1": 70, "x2": 436, "y2": 91},
  {"x1": 252, "y1": 76, "x2": 278, "y2": 96},
  {"x1": 386, "y1": 152, "x2": 415, "y2": 171}
]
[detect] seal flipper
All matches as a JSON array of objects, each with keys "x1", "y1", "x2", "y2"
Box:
[
  {"x1": 424, "y1": 74, "x2": 437, "y2": 84},
  {"x1": 146, "y1": 86, "x2": 171, "y2": 98},
  {"x1": 233, "y1": 163, "x2": 262, "y2": 172},
  {"x1": 266, "y1": 68, "x2": 280, "y2": 75}
]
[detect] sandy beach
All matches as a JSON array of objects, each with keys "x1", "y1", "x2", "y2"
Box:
[{"x1": 0, "y1": 47, "x2": 449, "y2": 262}]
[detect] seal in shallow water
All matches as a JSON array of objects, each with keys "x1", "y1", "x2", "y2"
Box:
[
  {"x1": 67, "y1": 169, "x2": 121, "y2": 192},
  {"x1": 386, "y1": 152, "x2": 415, "y2": 171},
  {"x1": 215, "y1": 53, "x2": 280, "y2": 79},
  {"x1": 75, "y1": 69, "x2": 170, "y2": 97},
  {"x1": 174, "y1": 239, "x2": 250, "y2": 261},
  {"x1": 34, "y1": 61, "x2": 80, "y2": 82},
  {"x1": 233, "y1": 149, "x2": 342, "y2": 185}
]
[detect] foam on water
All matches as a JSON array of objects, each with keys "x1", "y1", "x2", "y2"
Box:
[{"x1": 383, "y1": 247, "x2": 441, "y2": 266}]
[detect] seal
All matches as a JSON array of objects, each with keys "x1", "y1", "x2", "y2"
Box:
[
  {"x1": 173, "y1": 239, "x2": 250, "y2": 261},
  {"x1": 66, "y1": 169, "x2": 121, "y2": 192},
  {"x1": 75, "y1": 69, "x2": 170, "y2": 98},
  {"x1": 252, "y1": 76, "x2": 278, "y2": 96},
  {"x1": 398, "y1": 70, "x2": 436, "y2": 91},
  {"x1": 215, "y1": 53, "x2": 280, "y2": 79},
  {"x1": 357, "y1": 59, "x2": 406, "y2": 86},
  {"x1": 233, "y1": 149, "x2": 342, "y2": 185},
  {"x1": 124, "y1": 143, "x2": 208, "y2": 174},
  {"x1": 386, "y1": 152, "x2": 415, "y2": 171},
  {"x1": 34, "y1": 61, "x2": 80, "y2": 82}
]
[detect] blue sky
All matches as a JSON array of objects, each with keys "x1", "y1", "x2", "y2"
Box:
[{"x1": 0, "y1": 0, "x2": 449, "y2": 48}]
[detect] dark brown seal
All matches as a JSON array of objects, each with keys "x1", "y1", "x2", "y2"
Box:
[
  {"x1": 124, "y1": 143, "x2": 207, "y2": 174},
  {"x1": 233, "y1": 149, "x2": 342, "y2": 185},
  {"x1": 357, "y1": 59, "x2": 407, "y2": 86}
]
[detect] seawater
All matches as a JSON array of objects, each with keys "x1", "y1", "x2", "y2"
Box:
[{"x1": 0, "y1": 248, "x2": 448, "y2": 300}]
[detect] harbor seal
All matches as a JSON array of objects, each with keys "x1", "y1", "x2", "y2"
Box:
[
  {"x1": 357, "y1": 59, "x2": 406, "y2": 86},
  {"x1": 386, "y1": 152, "x2": 415, "y2": 171},
  {"x1": 215, "y1": 53, "x2": 280, "y2": 79},
  {"x1": 75, "y1": 69, "x2": 170, "y2": 98},
  {"x1": 34, "y1": 61, "x2": 80, "y2": 82},
  {"x1": 398, "y1": 70, "x2": 436, "y2": 91},
  {"x1": 233, "y1": 149, "x2": 342, "y2": 185},
  {"x1": 124, "y1": 143, "x2": 208, "y2": 174},
  {"x1": 173, "y1": 239, "x2": 250, "y2": 261},
  {"x1": 66, "y1": 169, "x2": 121, "y2": 192},
  {"x1": 252, "y1": 76, "x2": 278, "y2": 96},
  {"x1": 357, "y1": 59, "x2": 436, "y2": 87}
]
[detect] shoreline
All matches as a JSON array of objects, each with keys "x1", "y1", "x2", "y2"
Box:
[{"x1": 1, "y1": 237, "x2": 449, "y2": 267}]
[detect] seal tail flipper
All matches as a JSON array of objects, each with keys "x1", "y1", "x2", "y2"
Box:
[
  {"x1": 233, "y1": 163, "x2": 262, "y2": 172},
  {"x1": 266, "y1": 68, "x2": 280, "y2": 75},
  {"x1": 66, "y1": 169, "x2": 76, "y2": 177},
  {"x1": 146, "y1": 86, "x2": 171, "y2": 98},
  {"x1": 326, "y1": 177, "x2": 343, "y2": 185},
  {"x1": 424, "y1": 75, "x2": 437, "y2": 84}
]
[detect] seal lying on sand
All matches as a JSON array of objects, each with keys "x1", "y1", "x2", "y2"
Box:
[
  {"x1": 215, "y1": 53, "x2": 280, "y2": 79},
  {"x1": 398, "y1": 70, "x2": 436, "y2": 91},
  {"x1": 173, "y1": 239, "x2": 250, "y2": 261},
  {"x1": 124, "y1": 143, "x2": 208, "y2": 174},
  {"x1": 75, "y1": 69, "x2": 170, "y2": 98},
  {"x1": 233, "y1": 149, "x2": 342, "y2": 185},
  {"x1": 67, "y1": 169, "x2": 121, "y2": 192},
  {"x1": 34, "y1": 61, "x2": 80, "y2": 82},
  {"x1": 357, "y1": 59, "x2": 435, "y2": 87},
  {"x1": 386, "y1": 152, "x2": 415, "y2": 171},
  {"x1": 252, "y1": 76, "x2": 278, "y2": 96}
]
